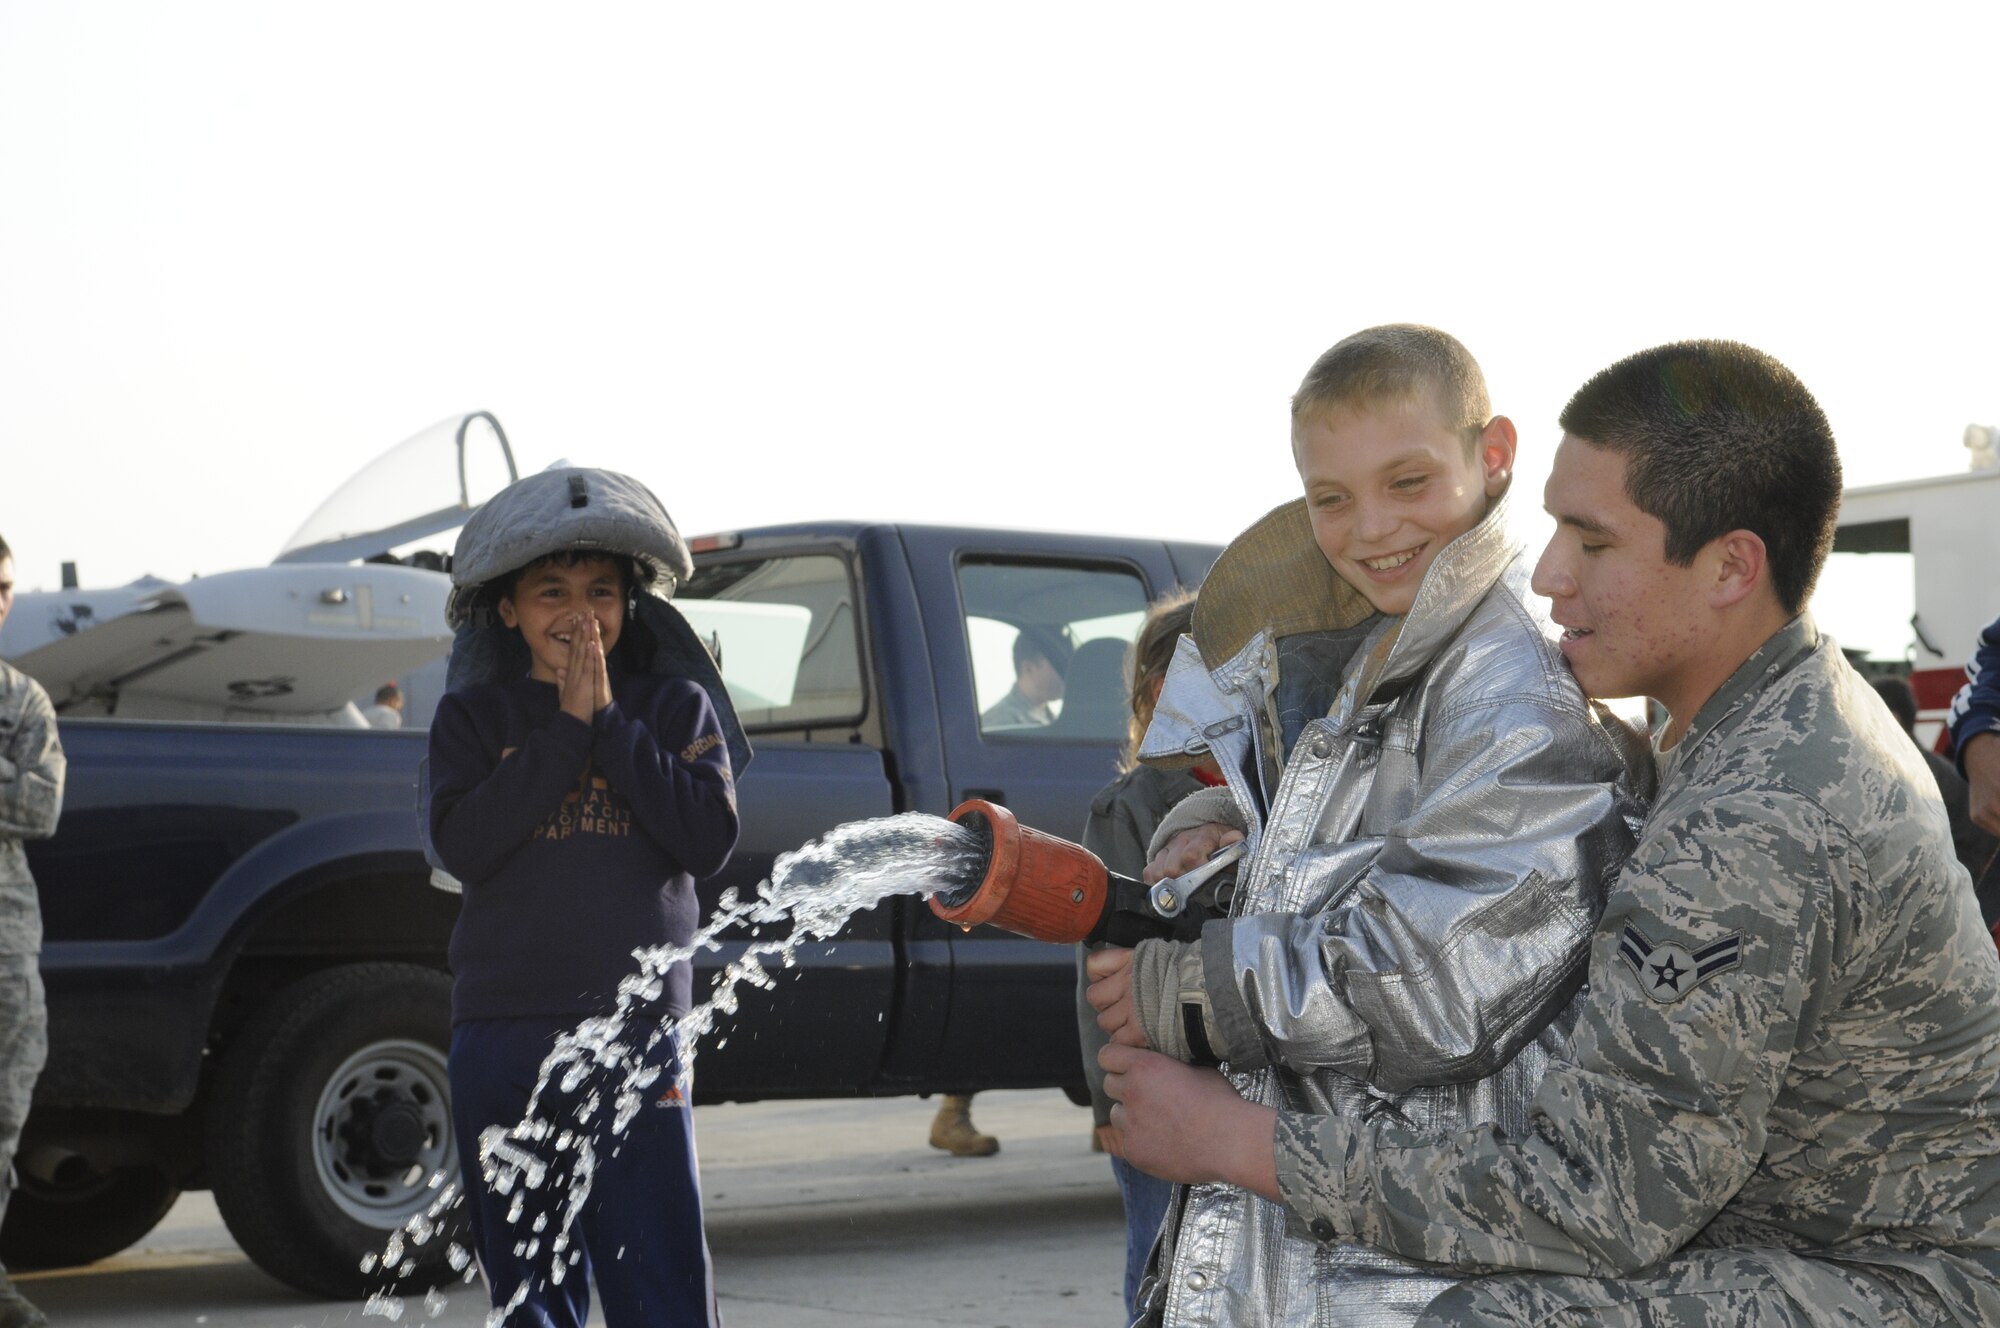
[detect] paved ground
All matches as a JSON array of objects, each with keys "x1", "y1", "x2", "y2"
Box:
[{"x1": 19, "y1": 1089, "x2": 1130, "y2": 1328}]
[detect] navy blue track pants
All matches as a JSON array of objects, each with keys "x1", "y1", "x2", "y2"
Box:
[{"x1": 450, "y1": 1016, "x2": 718, "y2": 1327}]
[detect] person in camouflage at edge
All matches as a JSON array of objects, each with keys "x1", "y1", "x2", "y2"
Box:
[
  {"x1": 0, "y1": 534, "x2": 64, "y2": 1328},
  {"x1": 1099, "y1": 340, "x2": 2000, "y2": 1326}
]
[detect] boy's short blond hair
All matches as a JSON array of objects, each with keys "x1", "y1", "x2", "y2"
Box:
[{"x1": 1291, "y1": 324, "x2": 1492, "y2": 447}]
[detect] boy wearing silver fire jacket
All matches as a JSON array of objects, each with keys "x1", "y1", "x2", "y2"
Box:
[
  {"x1": 1105, "y1": 341, "x2": 2000, "y2": 1325},
  {"x1": 1087, "y1": 325, "x2": 1648, "y2": 1326}
]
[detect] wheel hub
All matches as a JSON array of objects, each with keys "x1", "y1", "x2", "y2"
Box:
[
  {"x1": 312, "y1": 1038, "x2": 456, "y2": 1228},
  {"x1": 335, "y1": 1090, "x2": 431, "y2": 1175}
]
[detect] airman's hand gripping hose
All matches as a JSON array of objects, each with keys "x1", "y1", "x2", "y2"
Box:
[{"x1": 928, "y1": 798, "x2": 1244, "y2": 946}]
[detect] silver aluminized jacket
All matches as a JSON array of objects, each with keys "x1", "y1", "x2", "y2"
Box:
[{"x1": 1131, "y1": 495, "x2": 1648, "y2": 1327}]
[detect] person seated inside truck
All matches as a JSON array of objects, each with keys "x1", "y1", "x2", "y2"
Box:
[
  {"x1": 1085, "y1": 324, "x2": 1646, "y2": 1327},
  {"x1": 1102, "y1": 339, "x2": 2000, "y2": 1328},
  {"x1": 0, "y1": 532, "x2": 66, "y2": 1328},
  {"x1": 428, "y1": 470, "x2": 740, "y2": 1328},
  {"x1": 979, "y1": 625, "x2": 1073, "y2": 730}
]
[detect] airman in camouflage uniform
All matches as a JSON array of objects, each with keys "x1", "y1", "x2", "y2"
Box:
[
  {"x1": 1278, "y1": 614, "x2": 2000, "y2": 1325},
  {"x1": 0, "y1": 537, "x2": 64, "y2": 1328}
]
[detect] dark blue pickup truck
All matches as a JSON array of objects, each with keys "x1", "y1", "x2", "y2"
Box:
[{"x1": 11, "y1": 520, "x2": 1219, "y2": 1296}]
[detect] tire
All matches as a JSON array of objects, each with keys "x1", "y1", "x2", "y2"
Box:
[
  {"x1": 0, "y1": 1162, "x2": 179, "y2": 1268},
  {"x1": 204, "y1": 963, "x2": 469, "y2": 1298}
]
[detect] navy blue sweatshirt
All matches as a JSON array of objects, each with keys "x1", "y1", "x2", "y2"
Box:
[{"x1": 428, "y1": 670, "x2": 739, "y2": 1024}]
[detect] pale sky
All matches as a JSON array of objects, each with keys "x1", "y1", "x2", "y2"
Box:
[{"x1": 3, "y1": 2, "x2": 1997, "y2": 592}]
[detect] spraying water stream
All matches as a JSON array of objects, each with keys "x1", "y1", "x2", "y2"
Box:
[{"x1": 361, "y1": 811, "x2": 992, "y2": 1323}]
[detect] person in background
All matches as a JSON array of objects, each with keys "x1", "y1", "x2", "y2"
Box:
[
  {"x1": 1874, "y1": 675, "x2": 1998, "y2": 920},
  {"x1": 1950, "y1": 615, "x2": 2000, "y2": 839},
  {"x1": 0, "y1": 534, "x2": 66, "y2": 1328},
  {"x1": 979, "y1": 626, "x2": 1073, "y2": 730},
  {"x1": 1076, "y1": 588, "x2": 1212, "y2": 1322},
  {"x1": 361, "y1": 681, "x2": 404, "y2": 729}
]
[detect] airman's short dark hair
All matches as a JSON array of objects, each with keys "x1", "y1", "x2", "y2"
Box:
[{"x1": 1559, "y1": 340, "x2": 1840, "y2": 615}]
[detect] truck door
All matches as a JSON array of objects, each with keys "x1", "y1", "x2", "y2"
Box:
[
  {"x1": 675, "y1": 543, "x2": 901, "y2": 1101},
  {"x1": 897, "y1": 529, "x2": 1179, "y2": 1090}
]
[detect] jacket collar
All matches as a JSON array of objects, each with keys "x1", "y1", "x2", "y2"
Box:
[
  {"x1": 1355, "y1": 490, "x2": 1523, "y2": 698},
  {"x1": 1189, "y1": 490, "x2": 1523, "y2": 698},
  {"x1": 1141, "y1": 490, "x2": 1525, "y2": 771},
  {"x1": 1188, "y1": 498, "x2": 1374, "y2": 669},
  {"x1": 1668, "y1": 613, "x2": 1820, "y2": 764}
]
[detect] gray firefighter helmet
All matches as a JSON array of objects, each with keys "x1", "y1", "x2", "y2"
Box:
[
  {"x1": 446, "y1": 467, "x2": 693, "y2": 626},
  {"x1": 440, "y1": 466, "x2": 751, "y2": 778}
]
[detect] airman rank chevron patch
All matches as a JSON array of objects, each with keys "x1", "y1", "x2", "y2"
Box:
[{"x1": 1618, "y1": 923, "x2": 1743, "y2": 1004}]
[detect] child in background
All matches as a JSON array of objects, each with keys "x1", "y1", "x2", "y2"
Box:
[
  {"x1": 1074, "y1": 588, "x2": 1211, "y2": 1322},
  {"x1": 428, "y1": 469, "x2": 740, "y2": 1328}
]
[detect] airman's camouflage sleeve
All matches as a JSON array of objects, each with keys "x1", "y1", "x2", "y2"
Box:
[
  {"x1": 1271, "y1": 774, "x2": 1826, "y2": 1276},
  {"x1": 1191, "y1": 698, "x2": 1633, "y2": 1094},
  {"x1": 0, "y1": 671, "x2": 64, "y2": 841}
]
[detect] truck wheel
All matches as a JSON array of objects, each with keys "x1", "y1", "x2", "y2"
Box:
[
  {"x1": 205, "y1": 963, "x2": 468, "y2": 1298},
  {"x1": 0, "y1": 1162, "x2": 179, "y2": 1268}
]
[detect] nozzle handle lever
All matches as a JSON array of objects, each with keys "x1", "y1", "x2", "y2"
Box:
[{"x1": 1148, "y1": 839, "x2": 1247, "y2": 919}]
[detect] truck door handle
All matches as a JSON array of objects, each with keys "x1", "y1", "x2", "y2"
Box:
[{"x1": 963, "y1": 788, "x2": 1007, "y2": 806}]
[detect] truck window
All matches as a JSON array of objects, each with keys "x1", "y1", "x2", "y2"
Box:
[
  {"x1": 677, "y1": 553, "x2": 866, "y2": 730},
  {"x1": 1816, "y1": 518, "x2": 1918, "y2": 678},
  {"x1": 956, "y1": 560, "x2": 1149, "y2": 743}
]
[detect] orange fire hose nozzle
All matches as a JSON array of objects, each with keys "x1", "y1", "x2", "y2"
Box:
[{"x1": 930, "y1": 798, "x2": 1225, "y2": 946}]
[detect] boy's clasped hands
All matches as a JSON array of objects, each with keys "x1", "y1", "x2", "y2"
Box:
[{"x1": 556, "y1": 612, "x2": 614, "y2": 722}]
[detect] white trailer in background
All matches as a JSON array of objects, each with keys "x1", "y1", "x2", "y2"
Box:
[{"x1": 1813, "y1": 424, "x2": 2000, "y2": 748}]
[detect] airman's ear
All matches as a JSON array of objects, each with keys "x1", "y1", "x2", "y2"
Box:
[
  {"x1": 1478, "y1": 416, "x2": 1518, "y2": 498},
  {"x1": 1707, "y1": 529, "x2": 1769, "y2": 610}
]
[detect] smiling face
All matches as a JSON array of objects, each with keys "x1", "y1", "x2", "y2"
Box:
[
  {"x1": 497, "y1": 556, "x2": 627, "y2": 683},
  {"x1": 1295, "y1": 395, "x2": 1514, "y2": 616},
  {"x1": 1531, "y1": 435, "x2": 1716, "y2": 716}
]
